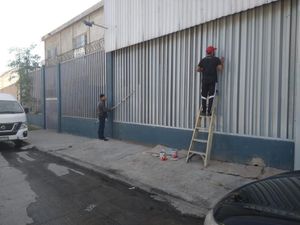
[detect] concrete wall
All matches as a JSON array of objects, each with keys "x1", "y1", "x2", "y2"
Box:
[
  {"x1": 0, "y1": 84, "x2": 18, "y2": 98},
  {"x1": 0, "y1": 70, "x2": 19, "y2": 99},
  {"x1": 60, "y1": 26, "x2": 73, "y2": 54},
  {"x1": 72, "y1": 19, "x2": 88, "y2": 38},
  {"x1": 45, "y1": 34, "x2": 61, "y2": 58},
  {"x1": 90, "y1": 7, "x2": 105, "y2": 43}
]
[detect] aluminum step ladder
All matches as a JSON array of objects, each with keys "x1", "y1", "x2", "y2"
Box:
[{"x1": 186, "y1": 92, "x2": 218, "y2": 167}]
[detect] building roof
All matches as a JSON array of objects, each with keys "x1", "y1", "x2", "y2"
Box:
[{"x1": 42, "y1": 1, "x2": 103, "y2": 41}]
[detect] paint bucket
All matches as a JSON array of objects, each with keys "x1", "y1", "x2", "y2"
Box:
[
  {"x1": 171, "y1": 150, "x2": 178, "y2": 159},
  {"x1": 160, "y1": 151, "x2": 167, "y2": 161}
]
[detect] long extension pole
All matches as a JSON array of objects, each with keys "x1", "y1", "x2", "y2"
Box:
[{"x1": 111, "y1": 90, "x2": 136, "y2": 110}]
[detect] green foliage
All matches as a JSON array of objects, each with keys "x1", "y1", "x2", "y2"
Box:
[{"x1": 8, "y1": 44, "x2": 41, "y2": 106}]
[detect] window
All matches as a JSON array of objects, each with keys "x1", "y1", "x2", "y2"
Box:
[
  {"x1": 73, "y1": 34, "x2": 87, "y2": 49},
  {"x1": 73, "y1": 33, "x2": 87, "y2": 58},
  {"x1": 47, "y1": 47, "x2": 57, "y2": 59}
]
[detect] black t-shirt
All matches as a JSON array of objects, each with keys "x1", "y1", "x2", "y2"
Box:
[{"x1": 198, "y1": 56, "x2": 222, "y2": 82}]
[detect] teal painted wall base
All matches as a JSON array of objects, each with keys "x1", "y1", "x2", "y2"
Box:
[
  {"x1": 27, "y1": 114, "x2": 44, "y2": 128},
  {"x1": 212, "y1": 134, "x2": 294, "y2": 171},
  {"x1": 54, "y1": 116, "x2": 294, "y2": 170},
  {"x1": 113, "y1": 122, "x2": 294, "y2": 171},
  {"x1": 61, "y1": 116, "x2": 112, "y2": 139}
]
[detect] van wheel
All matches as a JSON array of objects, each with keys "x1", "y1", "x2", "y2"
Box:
[{"x1": 14, "y1": 140, "x2": 23, "y2": 148}]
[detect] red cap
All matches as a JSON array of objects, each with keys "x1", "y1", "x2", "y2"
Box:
[{"x1": 206, "y1": 46, "x2": 217, "y2": 54}]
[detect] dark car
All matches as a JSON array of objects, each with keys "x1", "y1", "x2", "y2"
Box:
[{"x1": 204, "y1": 171, "x2": 300, "y2": 225}]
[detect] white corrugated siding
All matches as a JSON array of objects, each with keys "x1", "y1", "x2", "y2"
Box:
[
  {"x1": 112, "y1": 0, "x2": 298, "y2": 140},
  {"x1": 105, "y1": 0, "x2": 279, "y2": 52}
]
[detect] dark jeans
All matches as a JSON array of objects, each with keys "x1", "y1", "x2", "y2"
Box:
[
  {"x1": 201, "y1": 80, "x2": 216, "y2": 113},
  {"x1": 98, "y1": 117, "x2": 106, "y2": 139}
]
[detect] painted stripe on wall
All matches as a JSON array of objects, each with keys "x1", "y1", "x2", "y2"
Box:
[
  {"x1": 56, "y1": 115, "x2": 294, "y2": 170},
  {"x1": 60, "y1": 116, "x2": 112, "y2": 139},
  {"x1": 27, "y1": 114, "x2": 44, "y2": 128},
  {"x1": 113, "y1": 122, "x2": 294, "y2": 170}
]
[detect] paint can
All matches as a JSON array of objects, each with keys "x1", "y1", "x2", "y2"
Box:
[
  {"x1": 171, "y1": 150, "x2": 178, "y2": 159},
  {"x1": 160, "y1": 151, "x2": 167, "y2": 161}
]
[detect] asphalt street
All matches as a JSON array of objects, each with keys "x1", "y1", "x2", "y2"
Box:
[{"x1": 0, "y1": 142, "x2": 203, "y2": 225}]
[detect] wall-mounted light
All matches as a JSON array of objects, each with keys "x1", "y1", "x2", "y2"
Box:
[{"x1": 83, "y1": 20, "x2": 108, "y2": 29}]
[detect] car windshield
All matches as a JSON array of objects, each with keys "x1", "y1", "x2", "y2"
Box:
[{"x1": 0, "y1": 100, "x2": 24, "y2": 114}]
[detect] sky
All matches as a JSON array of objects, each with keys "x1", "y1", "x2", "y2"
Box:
[{"x1": 0, "y1": 0, "x2": 101, "y2": 75}]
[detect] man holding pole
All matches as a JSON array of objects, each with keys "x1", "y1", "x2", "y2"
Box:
[
  {"x1": 97, "y1": 91, "x2": 136, "y2": 141},
  {"x1": 97, "y1": 94, "x2": 111, "y2": 141}
]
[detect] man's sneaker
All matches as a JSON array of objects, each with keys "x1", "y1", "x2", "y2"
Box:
[
  {"x1": 200, "y1": 111, "x2": 206, "y2": 116},
  {"x1": 99, "y1": 137, "x2": 109, "y2": 141}
]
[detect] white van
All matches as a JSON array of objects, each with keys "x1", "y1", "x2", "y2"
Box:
[{"x1": 0, "y1": 93, "x2": 28, "y2": 147}]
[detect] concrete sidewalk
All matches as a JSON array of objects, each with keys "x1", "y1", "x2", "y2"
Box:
[{"x1": 27, "y1": 130, "x2": 284, "y2": 217}]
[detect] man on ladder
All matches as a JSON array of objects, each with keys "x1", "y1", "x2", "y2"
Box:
[
  {"x1": 186, "y1": 46, "x2": 224, "y2": 167},
  {"x1": 197, "y1": 46, "x2": 224, "y2": 116}
]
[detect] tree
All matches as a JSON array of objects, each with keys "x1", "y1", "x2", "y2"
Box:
[{"x1": 8, "y1": 44, "x2": 41, "y2": 107}]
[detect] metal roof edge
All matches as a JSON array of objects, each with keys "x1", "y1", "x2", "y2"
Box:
[
  {"x1": 41, "y1": 1, "x2": 103, "y2": 41},
  {"x1": 105, "y1": 0, "x2": 279, "y2": 52}
]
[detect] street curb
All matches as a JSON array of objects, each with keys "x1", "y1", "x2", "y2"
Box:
[{"x1": 34, "y1": 146, "x2": 207, "y2": 218}]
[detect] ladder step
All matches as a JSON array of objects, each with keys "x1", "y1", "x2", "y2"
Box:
[
  {"x1": 195, "y1": 127, "x2": 209, "y2": 132},
  {"x1": 193, "y1": 139, "x2": 208, "y2": 144},
  {"x1": 189, "y1": 151, "x2": 206, "y2": 157},
  {"x1": 199, "y1": 115, "x2": 212, "y2": 118}
]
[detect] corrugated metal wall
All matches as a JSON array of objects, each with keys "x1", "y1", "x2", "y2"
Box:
[
  {"x1": 29, "y1": 69, "x2": 42, "y2": 113},
  {"x1": 105, "y1": 0, "x2": 278, "y2": 52},
  {"x1": 295, "y1": 0, "x2": 300, "y2": 169},
  {"x1": 45, "y1": 66, "x2": 57, "y2": 98},
  {"x1": 61, "y1": 51, "x2": 106, "y2": 118},
  {"x1": 45, "y1": 65, "x2": 58, "y2": 130},
  {"x1": 113, "y1": 0, "x2": 298, "y2": 140}
]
